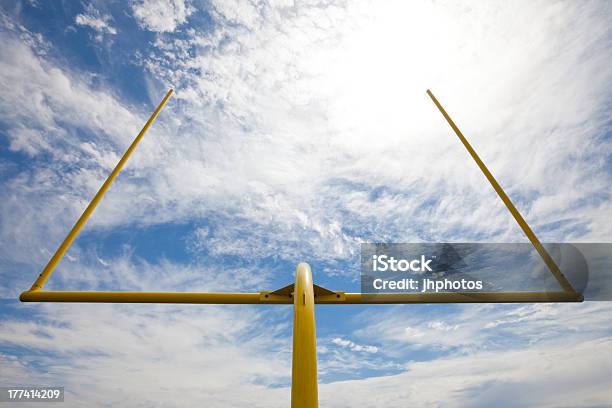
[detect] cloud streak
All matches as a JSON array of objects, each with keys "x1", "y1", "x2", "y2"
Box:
[
  {"x1": 131, "y1": 0, "x2": 194, "y2": 32},
  {"x1": 75, "y1": 4, "x2": 117, "y2": 41}
]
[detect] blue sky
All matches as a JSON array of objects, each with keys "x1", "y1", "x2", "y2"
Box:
[{"x1": 0, "y1": 0, "x2": 611, "y2": 406}]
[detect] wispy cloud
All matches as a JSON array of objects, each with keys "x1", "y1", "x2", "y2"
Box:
[
  {"x1": 131, "y1": 0, "x2": 194, "y2": 32},
  {"x1": 75, "y1": 4, "x2": 117, "y2": 41},
  {"x1": 319, "y1": 336, "x2": 612, "y2": 408},
  {"x1": 2, "y1": 1, "x2": 611, "y2": 281},
  {"x1": 331, "y1": 337, "x2": 378, "y2": 353},
  {"x1": 0, "y1": 301, "x2": 293, "y2": 406}
]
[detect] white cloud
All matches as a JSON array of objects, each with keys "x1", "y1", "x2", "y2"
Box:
[
  {"x1": 319, "y1": 336, "x2": 612, "y2": 407},
  {"x1": 317, "y1": 301, "x2": 612, "y2": 406},
  {"x1": 0, "y1": 0, "x2": 610, "y2": 291},
  {"x1": 331, "y1": 337, "x2": 378, "y2": 353},
  {"x1": 74, "y1": 4, "x2": 117, "y2": 41},
  {"x1": 131, "y1": 0, "x2": 194, "y2": 32},
  {"x1": 139, "y1": 0, "x2": 612, "y2": 257},
  {"x1": 353, "y1": 302, "x2": 612, "y2": 353},
  {"x1": 210, "y1": 0, "x2": 263, "y2": 30},
  {"x1": 1, "y1": 0, "x2": 610, "y2": 283},
  {"x1": 0, "y1": 29, "x2": 161, "y2": 276},
  {"x1": 0, "y1": 301, "x2": 292, "y2": 407}
]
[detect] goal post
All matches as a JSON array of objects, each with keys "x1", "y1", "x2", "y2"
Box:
[{"x1": 18, "y1": 88, "x2": 584, "y2": 408}]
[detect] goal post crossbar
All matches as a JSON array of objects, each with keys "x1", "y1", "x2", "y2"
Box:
[{"x1": 20, "y1": 290, "x2": 583, "y2": 304}]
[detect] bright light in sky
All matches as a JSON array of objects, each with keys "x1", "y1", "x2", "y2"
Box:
[{"x1": 316, "y1": 1, "x2": 439, "y2": 139}]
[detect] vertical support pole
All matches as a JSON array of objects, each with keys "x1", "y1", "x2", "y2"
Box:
[
  {"x1": 29, "y1": 89, "x2": 173, "y2": 291},
  {"x1": 291, "y1": 263, "x2": 318, "y2": 408},
  {"x1": 426, "y1": 89, "x2": 576, "y2": 293}
]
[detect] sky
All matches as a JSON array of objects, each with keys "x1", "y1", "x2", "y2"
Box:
[{"x1": 0, "y1": 0, "x2": 611, "y2": 406}]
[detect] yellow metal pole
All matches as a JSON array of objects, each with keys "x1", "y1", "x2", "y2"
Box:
[
  {"x1": 18, "y1": 290, "x2": 582, "y2": 304},
  {"x1": 291, "y1": 263, "x2": 318, "y2": 408},
  {"x1": 20, "y1": 290, "x2": 263, "y2": 303},
  {"x1": 426, "y1": 89, "x2": 576, "y2": 293},
  {"x1": 30, "y1": 89, "x2": 173, "y2": 291}
]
